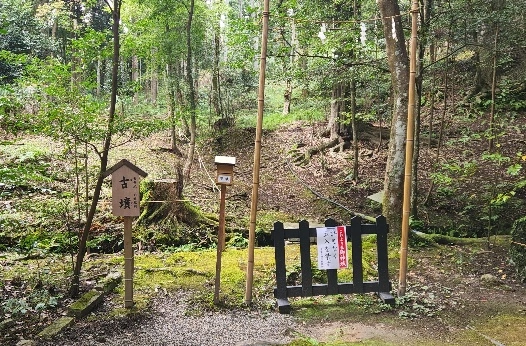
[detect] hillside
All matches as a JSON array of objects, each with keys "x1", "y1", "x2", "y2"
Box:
[{"x1": 1, "y1": 116, "x2": 526, "y2": 345}]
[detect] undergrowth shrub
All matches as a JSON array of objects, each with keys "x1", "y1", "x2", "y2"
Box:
[{"x1": 510, "y1": 216, "x2": 526, "y2": 282}]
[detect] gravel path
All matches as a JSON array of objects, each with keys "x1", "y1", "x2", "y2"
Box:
[{"x1": 39, "y1": 292, "x2": 303, "y2": 346}]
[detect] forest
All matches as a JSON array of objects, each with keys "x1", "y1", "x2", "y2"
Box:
[{"x1": 1, "y1": 0, "x2": 526, "y2": 345}]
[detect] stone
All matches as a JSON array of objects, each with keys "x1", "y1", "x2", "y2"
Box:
[
  {"x1": 68, "y1": 289, "x2": 104, "y2": 319},
  {"x1": 94, "y1": 271, "x2": 122, "y2": 293},
  {"x1": 37, "y1": 316, "x2": 75, "y2": 339},
  {"x1": 480, "y1": 274, "x2": 499, "y2": 284}
]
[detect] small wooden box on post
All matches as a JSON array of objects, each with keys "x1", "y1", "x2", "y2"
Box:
[
  {"x1": 103, "y1": 159, "x2": 147, "y2": 309},
  {"x1": 215, "y1": 155, "x2": 236, "y2": 186},
  {"x1": 213, "y1": 156, "x2": 235, "y2": 304}
]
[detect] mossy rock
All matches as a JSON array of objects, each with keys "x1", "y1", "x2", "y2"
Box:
[
  {"x1": 68, "y1": 290, "x2": 104, "y2": 319},
  {"x1": 94, "y1": 271, "x2": 122, "y2": 293},
  {"x1": 37, "y1": 316, "x2": 75, "y2": 339},
  {"x1": 510, "y1": 216, "x2": 526, "y2": 282}
]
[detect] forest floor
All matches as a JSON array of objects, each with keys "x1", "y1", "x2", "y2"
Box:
[{"x1": 1, "y1": 117, "x2": 526, "y2": 345}]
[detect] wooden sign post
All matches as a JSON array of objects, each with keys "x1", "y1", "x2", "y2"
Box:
[
  {"x1": 103, "y1": 159, "x2": 147, "y2": 308},
  {"x1": 213, "y1": 156, "x2": 235, "y2": 304}
]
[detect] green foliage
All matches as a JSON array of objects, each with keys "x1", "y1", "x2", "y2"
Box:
[
  {"x1": 146, "y1": 223, "x2": 216, "y2": 251},
  {"x1": 426, "y1": 136, "x2": 525, "y2": 237},
  {"x1": 0, "y1": 0, "x2": 55, "y2": 83},
  {"x1": 86, "y1": 232, "x2": 122, "y2": 253},
  {"x1": 17, "y1": 231, "x2": 77, "y2": 254},
  {"x1": 473, "y1": 78, "x2": 526, "y2": 113},
  {"x1": 407, "y1": 231, "x2": 436, "y2": 248},
  {"x1": 395, "y1": 288, "x2": 445, "y2": 319},
  {"x1": 226, "y1": 233, "x2": 248, "y2": 248},
  {"x1": 0, "y1": 215, "x2": 22, "y2": 249},
  {"x1": 1, "y1": 298, "x2": 30, "y2": 316},
  {"x1": 235, "y1": 81, "x2": 325, "y2": 130},
  {"x1": 510, "y1": 217, "x2": 526, "y2": 282},
  {"x1": 1, "y1": 289, "x2": 60, "y2": 318},
  {"x1": 0, "y1": 148, "x2": 54, "y2": 189}
]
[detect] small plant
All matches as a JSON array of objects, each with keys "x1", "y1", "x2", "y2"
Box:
[
  {"x1": 398, "y1": 310, "x2": 418, "y2": 319},
  {"x1": 226, "y1": 233, "x2": 248, "y2": 248},
  {"x1": 395, "y1": 288, "x2": 443, "y2": 318},
  {"x1": 1, "y1": 298, "x2": 30, "y2": 317}
]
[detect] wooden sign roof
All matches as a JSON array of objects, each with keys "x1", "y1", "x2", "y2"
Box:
[
  {"x1": 103, "y1": 159, "x2": 148, "y2": 178},
  {"x1": 214, "y1": 156, "x2": 236, "y2": 166}
]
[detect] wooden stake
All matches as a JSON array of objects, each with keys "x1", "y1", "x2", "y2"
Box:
[
  {"x1": 398, "y1": 0, "x2": 419, "y2": 297},
  {"x1": 245, "y1": 0, "x2": 270, "y2": 305},
  {"x1": 214, "y1": 184, "x2": 227, "y2": 304},
  {"x1": 219, "y1": 184, "x2": 226, "y2": 251},
  {"x1": 124, "y1": 216, "x2": 134, "y2": 308}
]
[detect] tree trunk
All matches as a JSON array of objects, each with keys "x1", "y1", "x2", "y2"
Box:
[
  {"x1": 428, "y1": 40, "x2": 436, "y2": 148},
  {"x1": 474, "y1": 0, "x2": 506, "y2": 93},
  {"x1": 166, "y1": 63, "x2": 180, "y2": 155},
  {"x1": 328, "y1": 85, "x2": 340, "y2": 139},
  {"x1": 377, "y1": 0, "x2": 410, "y2": 235},
  {"x1": 96, "y1": 57, "x2": 102, "y2": 97},
  {"x1": 424, "y1": 38, "x2": 450, "y2": 206},
  {"x1": 412, "y1": 0, "x2": 434, "y2": 218},
  {"x1": 132, "y1": 55, "x2": 139, "y2": 105},
  {"x1": 212, "y1": 32, "x2": 221, "y2": 117},
  {"x1": 350, "y1": 78, "x2": 358, "y2": 181},
  {"x1": 150, "y1": 48, "x2": 158, "y2": 104},
  {"x1": 328, "y1": 83, "x2": 347, "y2": 139},
  {"x1": 70, "y1": 0, "x2": 121, "y2": 297},
  {"x1": 177, "y1": 62, "x2": 190, "y2": 137},
  {"x1": 283, "y1": 16, "x2": 296, "y2": 115},
  {"x1": 488, "y1": 25, "x2": 499, "y2": 152},
  {"x1": 283, "y1": 78, "x2": 292, "y2": 115},
  {"x1": 183, "y1": 0, "x2": 196, "y2": 180}
]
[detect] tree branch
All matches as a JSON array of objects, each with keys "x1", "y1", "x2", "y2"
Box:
[{"x1": 422, "y1": 43, "x2": 481, "y2": 72}]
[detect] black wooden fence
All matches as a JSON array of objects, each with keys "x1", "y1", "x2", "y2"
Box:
[{"x1": 272, "y1": 216, "x2": 395, "y2": 313}]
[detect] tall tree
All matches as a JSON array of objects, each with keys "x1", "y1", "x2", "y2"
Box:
[
  {"x1": 70, "y1": 0, "x2": 122, "y2": 297},
  {"x1": 377, "y1": 0, "x2": 409, "y2": 235},
  {"x1": 183, "y1": 0, "x2": 197, "y2": 180}
]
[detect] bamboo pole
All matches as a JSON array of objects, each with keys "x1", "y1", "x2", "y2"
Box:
[
  {"x1": 245, "y1": 0, "x2": 270, "y2": 305},
  {"x1": 124, "y1": 216, "x2": 134, "y2": 308},
  {"x1": 398, "y1": 0, "x2": 419, "y2": 297},
  {"x1": 214, "y1": 184, "x2": 227, "y2": 304}
]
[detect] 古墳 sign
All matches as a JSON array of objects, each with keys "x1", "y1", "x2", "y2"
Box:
[{"x1": 103, "y1": 159, "x2": 148, "y2": 217}]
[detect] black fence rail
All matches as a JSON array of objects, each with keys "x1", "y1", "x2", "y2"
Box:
[{"x1": 272, "y1": 216, "x2": 395, "y2": 313}]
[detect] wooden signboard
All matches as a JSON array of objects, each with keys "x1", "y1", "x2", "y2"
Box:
[
  {"x1": 103, "y1": 159, "x2": 147, "y2": 308},
  {"x1": 104, "y1": 160, "x2": 147, "y2": 217}
]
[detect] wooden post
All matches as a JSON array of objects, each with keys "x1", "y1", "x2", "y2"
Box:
[
  {"x1": 299, "y1": 220, "x2": 313, "y2": 297},
  {"x1": 350, "y1": 217, "x2": 364, "y2": 293},
  {"x1": 399, "y1": 0, "x2": 419, "y2": 297},
  {"x1": 214, "y1": 184, "x2": 227, "y2": 304},
  {"x1": 219, "y1": 185, "x2": 226, "y2": 251},
  {"x1": 124, "y1": 216, "x2": 134, "y2": 308},
  {"x1": 245, "y1": 0, "x2": 270, "y2": 306},
  {"x1": 272, "y1": 221, "x2": 290, "y2": 313}
]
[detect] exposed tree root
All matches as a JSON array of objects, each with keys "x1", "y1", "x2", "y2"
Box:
[
  {"x1": 138, "y1": 179, "x2": 217, "y2": 227},
  {"x1": 289, "y1": 123, "x2": 389, "y2": 165}
]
